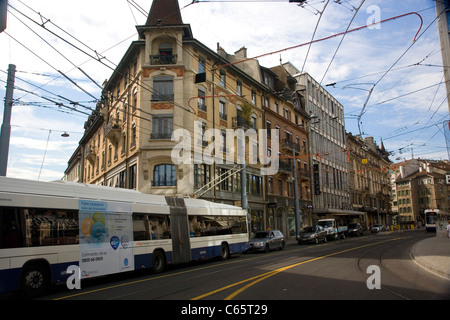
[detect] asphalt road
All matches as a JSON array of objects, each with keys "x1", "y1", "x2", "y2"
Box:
[{"x1": 31, "y1": 230, "x2": 450, "y2": 304}]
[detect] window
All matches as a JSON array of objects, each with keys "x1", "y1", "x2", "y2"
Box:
[
  {"x1": 0, "y1": 207, "x2": 79, "y2": 248},
  {"x1": 219, "y1": 99, "x2": 227, "y2": 120},
  {"x1": 151, "y1": 115, "x2": 173, "y2": 139},
  {"x1": 251, "y1": 114, "x2": 257, "y2": 129},
  {"x1": 188, "y1": 215, "x2": 247, "y2": 237},
  {"x1": 194, "y1": 164, "x2": 210, "y2": 189},
  {"x1": 251, "y1": 90, "x2": 256, "y2": 105},
  {"x1": 237, "y1": 80, "x2": 242, "y2": 96},
  {"x1": 133, "y1": 213, "x2": 171, "y2": 240},
  {"x1": 153, "y1": 164, "x2": 176, "y2": 186},
  {"x1": 198, "y1": 56, "x2": 206, "y2": 73},
  {"x1": 150, "y1": 42, "x2": 176, "y2": 65},
  {"x1": 129, "y1": 164, "x2": 137, "y2": 189},
  {"x1": 219, "y1": 69, "x2": 226, "y2": 87},
  {"x1": 198, "y1": 88, "x2": 206, "y2": 111},
  {"x1": 131, "y1": 124, "x2": 136, "y2": 148},
  {"x1": 132, "y1": 88, "x2": 137, "y2": 113},
  {"x1": 220, "y1": 130, "x2": 227, "y2": 152},
  {"x1": 248, "y1": 174, "x2": 262, "y2": 195},
  {"x1": 152, "y1": 76, "x2": 174, "y2": 101}
]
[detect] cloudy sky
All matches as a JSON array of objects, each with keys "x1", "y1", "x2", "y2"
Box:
[{"x1": 0, "y1": 0, "x2": 448, "y2": 181}]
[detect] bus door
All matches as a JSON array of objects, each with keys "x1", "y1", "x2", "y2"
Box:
[{"x1": 166, "y1": 197, "x2": 191, "y2": 264}]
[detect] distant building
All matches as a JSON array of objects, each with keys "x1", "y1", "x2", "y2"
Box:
[
  {"x1": 294, "y1": 72, "x2": 354, "y2": 221},
  {"x1": 391, "y1": 159, "x2": 450, "y2": 226},
  {"x1": 346, "y1": 133, "x2": 392, "y2": 228}
]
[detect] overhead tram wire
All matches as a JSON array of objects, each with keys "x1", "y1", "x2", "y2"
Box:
[
  {"x1": 355, "y1": 6, "x2": 442, "y2": 137},
  {"x1": 301, "y1": 0, "x2": 330, "y2": 73},
  {"x1": 319, "y1": 0, "x2": 365, "y2": 85},
  {"x1": 6, "y1": 1, "x2": 265, "y2": 162},
  {"x1": 3, "y1": 31, "x2": 99, "y2": 103},
  {"x1": 7, "y1": 3, "x2": 197, "y2": 121}
]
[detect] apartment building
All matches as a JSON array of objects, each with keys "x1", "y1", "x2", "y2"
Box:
[
  {"x1": 67, "y1": 0, "x2": 314, "y2": 235},
  {"x1": 293, "y1": 73, "x2": 353, "y2": 221},
  {"x1": 392, "y1": 159, "x2": 450, "y2": 226},
  {"x1": 346, "y1": 133, "x2": 392, "y2": 227}
]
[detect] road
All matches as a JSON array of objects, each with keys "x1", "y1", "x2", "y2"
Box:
[{"x1": 33, "y1": 230, "x2": 449, "y2": 304}]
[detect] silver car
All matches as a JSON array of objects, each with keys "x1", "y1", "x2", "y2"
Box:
[
  {"x1": 297, "y1": 225, "x2": 327, "y2": 244},
  {"x1": 247, "y1": 230, "x2": 286, "y2": 252}
]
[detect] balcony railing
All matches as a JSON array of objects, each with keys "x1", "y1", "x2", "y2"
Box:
[
  {"x1": 150, "y1": 54, "x2": 177, "y2": 65},
  {"x1": 150, "y1": 132, "x2": 172, "y2": 140},
  {"x1": 282, "y1": 138, "x2": 300, "y2": 152},
  {"x1": 232, "y1": 116, "x2": 251, "y2": 129},
  {"x1": 105, "y1": 119, "x2": 121, "y2": 142}
]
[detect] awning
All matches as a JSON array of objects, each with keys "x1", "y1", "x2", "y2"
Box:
[{"x1": 313, "y1": 208, "x2": 366, "y2": 216}]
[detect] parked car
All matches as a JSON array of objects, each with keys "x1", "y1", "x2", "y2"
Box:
[
  {"x1": 371, "y1": 224, "x2": 385, "y2": 233},
  {"x1": 347, "y1": 223, "x2": 364, "y2": 236},
  {"x1": 297, "y1": 225, "x2": 327, "y2": 244},
  {"x1": 247, "y1": 230, "x2": 285, "y2": 252}
]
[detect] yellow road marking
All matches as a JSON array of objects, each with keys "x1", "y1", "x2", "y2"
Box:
[{"x1": 193, "y1": 237, "x2": 405, "y2": 300}]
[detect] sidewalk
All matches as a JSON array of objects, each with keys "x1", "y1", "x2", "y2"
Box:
[{"x1": 411, "y1": 235, "x2": 450, "y2": 280}]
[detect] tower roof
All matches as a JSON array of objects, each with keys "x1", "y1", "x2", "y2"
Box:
[{"x1": 146, "y1": 0, "x2": 183, "y2": 26}]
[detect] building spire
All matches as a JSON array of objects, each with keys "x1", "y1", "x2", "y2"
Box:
[{"x1": 146, "y1": 0, "x2": 183, "y2": 26}]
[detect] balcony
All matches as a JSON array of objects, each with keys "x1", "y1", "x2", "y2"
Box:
[
  {"x1": 85, "y1": 144, "x2": 96, "y2": 164},
  {"x1": 150, "y1": 132, "x2": 172, "y2": 140},
  {"x1": 282, "y1": 138, "x2": 300, "y2": 153},
  {"x1": 150, "y1": 54, "x2": 177, "y2": 65},
  {"x1": 105, "y1": 119, "x2": 121, "y2": 143},
  {"x1": 232, "y1": 116, "x2": 251, "y2": 129},
  {"x1": 279, "y1": 160, "x2": 292, "y2": 173}
]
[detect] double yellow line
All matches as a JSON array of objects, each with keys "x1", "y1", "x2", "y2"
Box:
[{"x1": 192, "y1": 237, "x2": 404, "y2": 300}]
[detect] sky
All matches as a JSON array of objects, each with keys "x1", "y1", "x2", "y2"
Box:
[{"x1": 0, "y1": 0, "x2": 448, "y2": 181}]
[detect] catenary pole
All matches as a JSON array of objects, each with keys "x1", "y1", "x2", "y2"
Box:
[{"x1": 0, "y1": 64, "x2": 16, "y2": 176}]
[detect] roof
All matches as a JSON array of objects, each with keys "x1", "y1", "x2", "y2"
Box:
[
  {"x1": 146, "y1": 0, "x2": 183, "y2": 26},
  {"x1": 0, "y1": 176, "x2": 245, "y2": 214}
]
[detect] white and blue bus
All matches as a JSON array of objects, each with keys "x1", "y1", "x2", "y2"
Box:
[
  {"x1": 424, "y1": 209, "x2": 449, "y2": 232},
  {"x1": 0, "y1": 177, "x2": 249, "y2": 296}
]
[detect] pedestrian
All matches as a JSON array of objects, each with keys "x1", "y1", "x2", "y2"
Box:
[{"x1": 447, "y1": 219, "x2": 450, "y2": 239}]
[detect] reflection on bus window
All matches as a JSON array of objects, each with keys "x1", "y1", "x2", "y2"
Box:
[
  {"x1": 133, "y1": 213, "x2": 171, "y2": 240},
  {"x1": 0, "y1": 207, "x2": 79, "y2": 249},
  {"x1": 189, "y1": 215, "x2": 247, "y2": 237}
]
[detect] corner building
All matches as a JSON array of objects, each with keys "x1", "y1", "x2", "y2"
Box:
[{"x1": 73, "y1": 0, "x2": 312, "y2": 235}]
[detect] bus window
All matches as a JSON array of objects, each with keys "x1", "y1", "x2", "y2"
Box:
[
  {"x1": 133, "y1": 213, "x2": 171, "y2": 241},
  {"x1": 0, "y1": 208, "x2": 22, "y2": 249},
  {"x1": 188, "y1": 215, "x2": 247, "y2": 237},
  {"x1": 24, "y1": 209, "x2": 79, "y2": 246},
  {"x1": 0, "y1": 207, "x2": 78, "y2": 248}
]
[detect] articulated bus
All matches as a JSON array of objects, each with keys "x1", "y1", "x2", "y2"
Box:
[
  {"x1": 424, "y1": 209, "x2": 449, "y2": 232},
  {"x1": 0, "y1": 177, "x2": 249, "y2": 296}
]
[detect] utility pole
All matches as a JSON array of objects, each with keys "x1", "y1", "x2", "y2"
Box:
[
  {"x1": 0, "y1": 64, "x2": 16, "y2": 176},
  {"x1": 292, "y1": 147, "x2": 301, "y2": 237},
  {"x1": 0, "y1": 0, "x2": 8, "y2": 33}
]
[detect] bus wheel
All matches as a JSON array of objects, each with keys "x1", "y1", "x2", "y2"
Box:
[
  {"x1": 220, "y1": 243, "x2": 230, "y2": 260},
  {"x1": 20, "y1": 262, "x2": 49, "y2": 297},
  {"x1": 152, "y1": 250, "x2": 165, "y2": 273}
]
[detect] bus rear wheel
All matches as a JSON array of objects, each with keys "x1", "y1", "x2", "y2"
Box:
[
  {"x1": 20, "y1": 262, "x2": 50, "y2": 297},
  {"x1": 152, "y1": 250, "x2": 166, "y2": 273},
  {"x1": 220, "y1": 243, "x2": 230, "y2": 260}
]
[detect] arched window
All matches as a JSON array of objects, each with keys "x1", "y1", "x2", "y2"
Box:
[{"x1": 153, "y1": 164, "x2": 176, "y2": 186}]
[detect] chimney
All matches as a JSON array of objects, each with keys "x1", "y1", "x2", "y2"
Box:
[{"x1": 234, "y1": 46, "x2": 247, "y2": 58}]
